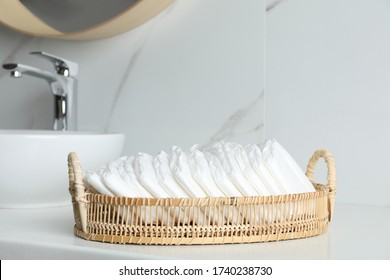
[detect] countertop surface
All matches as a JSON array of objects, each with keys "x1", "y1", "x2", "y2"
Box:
[{"x1": 0, "y1": 203, "x2": 389, "y2": 259}]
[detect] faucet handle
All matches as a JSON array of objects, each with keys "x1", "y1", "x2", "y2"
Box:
[{"x1": 30, "y1": 51, "x2": 78, "y2": 77}]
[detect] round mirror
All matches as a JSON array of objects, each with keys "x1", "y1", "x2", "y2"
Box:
[{"x1": 0, "y1": 0, "x2": 172, "y2": 40}]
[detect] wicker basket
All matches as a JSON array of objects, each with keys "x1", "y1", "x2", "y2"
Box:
[{"x1": 68, "y1": 149, "x2": 336, "y2": 245}]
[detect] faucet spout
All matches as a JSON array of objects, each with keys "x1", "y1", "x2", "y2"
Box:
[
  {"x1": 2, "y1": 54, "x2": 78, "y2": 131},
  {"x1": 4, "y1": 63, "x2": 53, "y2": 79},
  {"x1": 3, "y1": 63, "x2": 68, "y2": 96}
]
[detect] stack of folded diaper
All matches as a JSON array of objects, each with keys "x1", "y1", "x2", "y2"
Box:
[{"x1": 84, "y1": 139, "x2": 315, "y2": 198}]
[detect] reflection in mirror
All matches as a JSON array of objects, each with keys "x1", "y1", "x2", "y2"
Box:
[
  {"x1": 0, "y1": 0, "x2": 172, "y2": 40},
  {"x1": 21, "y1": 0, "x2": 138, "y2": 33}
]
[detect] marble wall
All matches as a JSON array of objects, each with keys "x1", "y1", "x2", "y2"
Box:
[
  {"x1": 0, "y1": 0, "x2": 265, "y2": 155},
  {"x1": 266, "y1": 0, "x2": 390, "y2": 206},
  {"x1": 1, "y1": 0, "x2": 389, "y2": 206}
]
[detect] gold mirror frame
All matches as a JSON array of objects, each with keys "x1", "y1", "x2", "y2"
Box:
[{"x1": 0, "y1": 0, "x2": 172, "y2": 40}]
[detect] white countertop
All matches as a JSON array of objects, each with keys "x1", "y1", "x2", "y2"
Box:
[{"x1": 0, "y1": 203, "x2": 389, "y2": 259}]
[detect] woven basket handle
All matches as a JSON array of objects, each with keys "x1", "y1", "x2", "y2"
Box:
[
  {"x1": 68, "y1": 152, "x2": 88, "y2": 233},
  {"x1": 305, "y1": 149, "x2": 336, "y2": 221}
]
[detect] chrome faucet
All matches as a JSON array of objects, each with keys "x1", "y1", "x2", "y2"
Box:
[{"x1": 2, "y1": 52, "x2": 78, "y2": 131}]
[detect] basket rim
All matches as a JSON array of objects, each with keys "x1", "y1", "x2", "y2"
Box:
[{"x1": 82, "y1": 185, "x2": 329, "y2": 207}]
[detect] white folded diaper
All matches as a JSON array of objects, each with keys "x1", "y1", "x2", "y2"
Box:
[
  {"x1": 203, "y1": 142, "x2": 259, "y2": 196},
  {"x1": 85, "y1": 139, "x2": 314, "y2": 198},
  {"x1": 119, "y1": 156, "x2": 153, "y2": 197},
  {"x1": 153, "y1": 151, "x2": 190, "y2": 198},
  {"x1": 225, "y1": 142, "x2": 270, "y2": 196},
  {"x1": 84, "y1": 156, "x2": 127, "y2": 196},
  {"x1": 187, "y1": 145, "x2": 225, "y2": 197},
  {"x1": 245, "y1": 144, "x2": 284, "y2": 195},
  {"x1": 261, "y1": 139, "x2": 315, "y2": 194},
  {"x1": 84, "y1": 139, "x2": 315, "y2": 225},
  {"x1": 85, "y1": 168, "x2": 114, "y2": 196},
  {"x1": 134, "y1": 153, "x2": 170, "y2": 198},
  {"x1": 169, "y1": 146, "x2": 208, "y2": 198},
  {"x1": 83, "y1": 139, "x2": 315, "y2": 225},
  {"x1": 202, "y1": 150, "x2": 243, "y2": 197}
]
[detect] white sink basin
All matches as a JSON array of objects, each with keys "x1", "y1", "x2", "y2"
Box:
[{"x1": 0, "y1": 130, "x2": 125, "y2": 208}]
